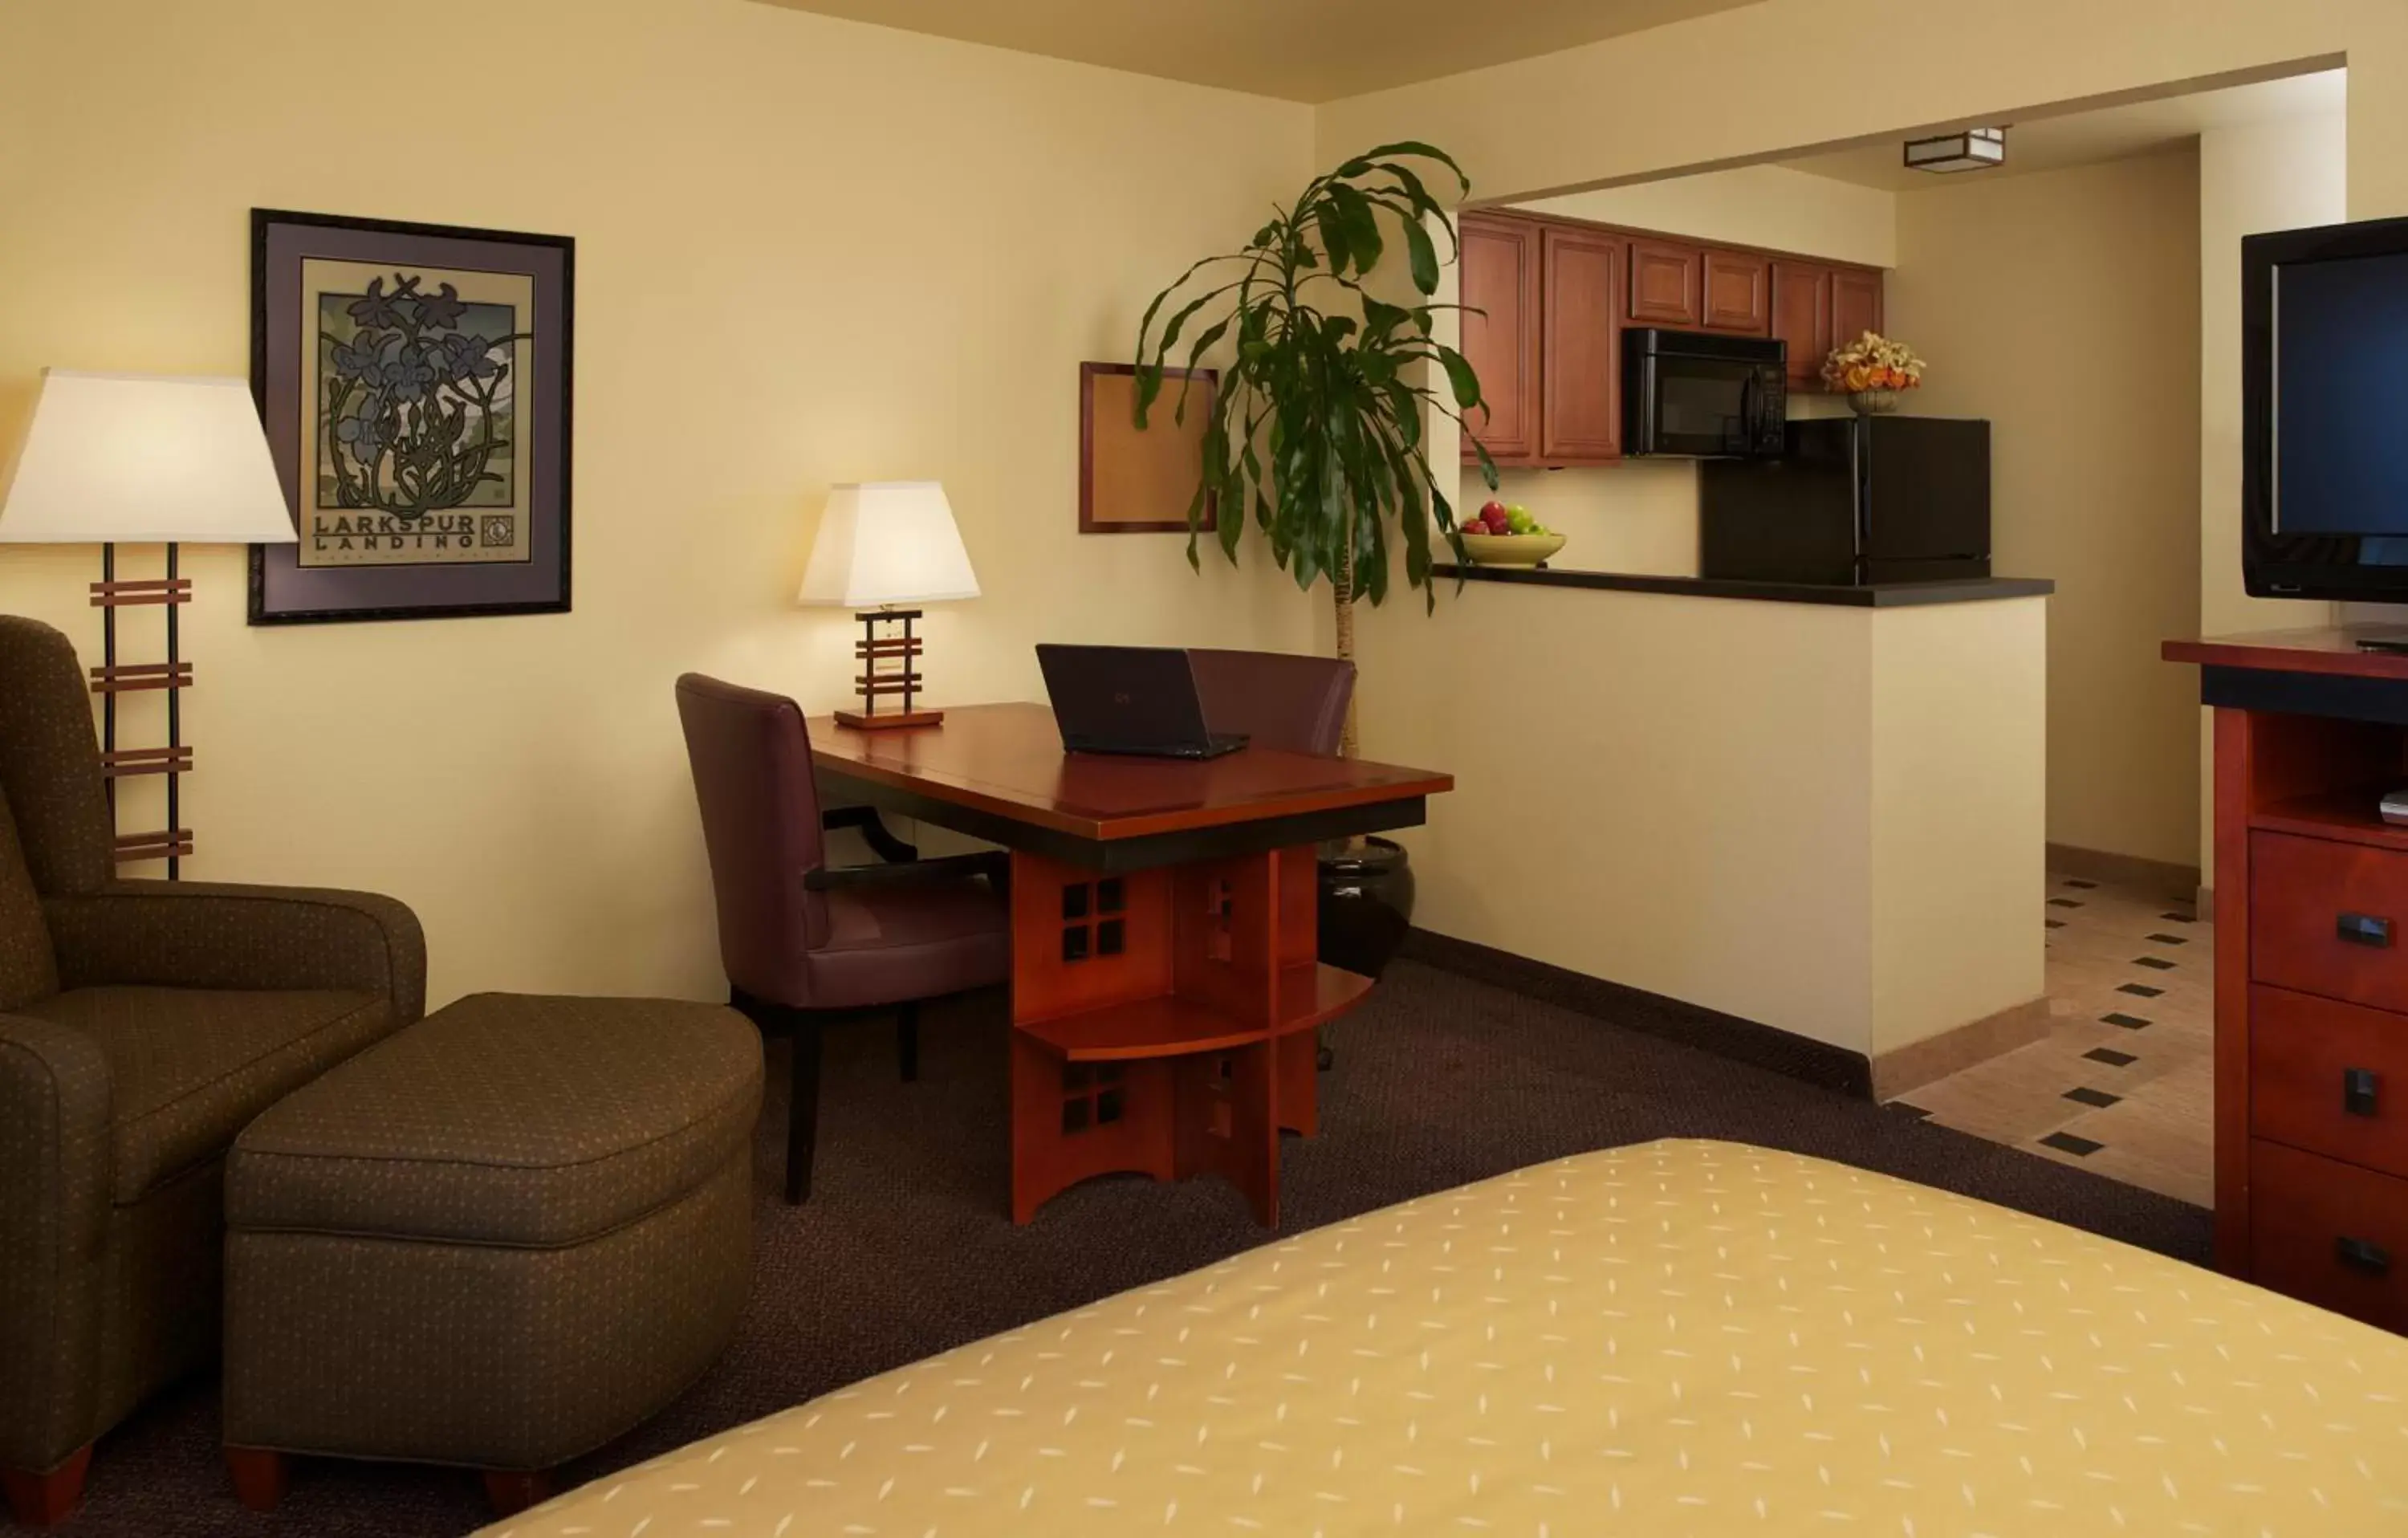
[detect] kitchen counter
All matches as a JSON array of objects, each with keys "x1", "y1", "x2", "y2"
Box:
[{"x1": 1431, "y1": 564, "x2": 2056, "y2": 608}]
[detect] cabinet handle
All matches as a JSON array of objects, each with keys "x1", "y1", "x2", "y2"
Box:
[
  {"x1": 2337, "y1": 913, "x2": 2394, "y2": 948},
  {"x1": 2345, "y1": 1067, "x2": 2383, "y2": 1117},
  {"x1": 2337, "y1": 1236, "x2": 2393, "y2": 1276}
]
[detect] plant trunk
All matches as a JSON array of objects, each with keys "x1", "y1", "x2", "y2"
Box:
[{"x1": 1333, "y1": 545, "x2": 1358, "y2": 760}]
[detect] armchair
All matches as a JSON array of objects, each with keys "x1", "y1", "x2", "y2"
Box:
[{"x1": 0, "y1": 616, "x2": 424, "y2": 1526}]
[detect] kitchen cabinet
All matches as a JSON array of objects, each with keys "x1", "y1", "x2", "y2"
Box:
[
  {"x1": 1627, "y1": 240, "x2": 1702, "y2": 326},
  {"x1": 1832, "y1": 266, "x2": 1885, "y2": 351},
  {"x1": 1771, "y1": 261, "x2": 1833, "y2": 389},
  {"x1": 1457, "y1": 214, "x2": 1540, "y2": 462},
  {"x1": 1702, "y1": 250, "x2": 1771, "y2": 334},
  {"x1": 1539, "y1": 226, "x2": 1622, "y2": 462},
  {"x1": 1456, "y1": 209, "x2": 1888, "y2": 466}
]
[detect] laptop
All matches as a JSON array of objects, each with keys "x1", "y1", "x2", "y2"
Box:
[{"x1": 1036, "y1": 645, "x2": 1248, "y2": 759}]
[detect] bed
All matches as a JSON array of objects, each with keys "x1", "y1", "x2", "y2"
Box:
[{"x1": 487, "y1": 1139, "x2": 2408, "y2": 1536}]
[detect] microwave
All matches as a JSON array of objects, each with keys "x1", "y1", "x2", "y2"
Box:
[{"x1": 1624, "y1": 328, "x2": 1787, "y2": 458}]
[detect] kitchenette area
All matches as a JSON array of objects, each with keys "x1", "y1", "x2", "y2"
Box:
[{"x1": 1347, "y1": 184, "x2": 2057, "y2": 1097}]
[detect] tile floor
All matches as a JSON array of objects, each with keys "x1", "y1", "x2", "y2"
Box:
[{"x1": 1887, "y1": 872, "x2": 2212, "y2": 1206}]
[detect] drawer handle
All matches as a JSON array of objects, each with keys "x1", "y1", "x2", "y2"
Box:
[
  {"x1": 2337, "y1": 912, "x2": 2394, "y2": 948},
  {"x1": 2345, "y1": 1067, "x2": 2383, "y2": 1117},
  {"x1": 2337, "y1": 1236, "x2": 2393, "y2": 1277}
]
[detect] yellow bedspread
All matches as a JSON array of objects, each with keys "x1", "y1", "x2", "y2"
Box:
[{"x1": 490, "y1": 1139, "x2": 2408, "y2": 1536}]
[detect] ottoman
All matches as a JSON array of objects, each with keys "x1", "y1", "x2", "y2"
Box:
[{"x1": 219, "y1": 992, "x2": 761, "y2": 1514}]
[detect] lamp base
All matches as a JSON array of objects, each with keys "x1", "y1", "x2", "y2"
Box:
[{"x1": 834, "y1": 707, "x2": 945, "y2": 730}]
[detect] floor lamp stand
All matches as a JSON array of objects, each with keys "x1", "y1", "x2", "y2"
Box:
[{"x1": 92, "y1": 542, "x2": 193, "y2": 878}]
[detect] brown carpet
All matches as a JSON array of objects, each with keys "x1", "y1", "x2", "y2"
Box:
[{"x1": 49, "y1": 959, "x2": 2209, "y2": 1536}]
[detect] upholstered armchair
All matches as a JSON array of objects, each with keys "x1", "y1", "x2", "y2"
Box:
[{"x1": 0, "y1": 616, "x2": 425, "y2": 1527}]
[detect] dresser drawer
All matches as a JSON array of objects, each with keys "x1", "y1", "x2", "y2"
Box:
[
  {"x1": 2251, "y1": 985, "x2": 2408, "y2": 1179},
  {"x1": 2250, "y1": 1139, "x2": 2408, "y2": 1333},
  {"x1": 2252, "y1": 832, "x2": 2408, "y2": 1012}
]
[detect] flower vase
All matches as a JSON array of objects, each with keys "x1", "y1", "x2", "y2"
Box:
[{"x1": 1849, "y1": 389, "x2": 1901, "y2": 416}]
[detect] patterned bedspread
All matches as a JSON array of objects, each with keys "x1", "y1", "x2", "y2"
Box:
[{"x1": 489, "y1": 1138, "x2": 2408, "y2": 1536}]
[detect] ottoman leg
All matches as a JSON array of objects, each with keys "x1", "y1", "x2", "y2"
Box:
[
  {"x1": 787, "y1": 1018, "x2": 822, "y2": 1204},
  {"x1": 485, "y1": 1469, "x2": 552, "y2": 1516},
  {"x1": 225, "y1": 1447, "x2": 287, "y2": 1512}
]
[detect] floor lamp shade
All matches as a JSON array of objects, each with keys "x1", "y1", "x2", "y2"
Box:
[
  {"x1": 0, "y1": 369, "x2": 297, "y2": 546},
  {"x1": 799, "y1": 482, "x2": 978, "y2": 730},
  {"x1": 0, "y1": 369, "x2": 297, "y2": 882}
]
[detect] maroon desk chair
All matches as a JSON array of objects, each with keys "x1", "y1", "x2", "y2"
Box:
[
  {"x1": 1188, "y1": 648, "x2": 1355, "y2": 756},
  {"x1": 675, "y1": 674, "x2": 1009, "y2": 1202}
]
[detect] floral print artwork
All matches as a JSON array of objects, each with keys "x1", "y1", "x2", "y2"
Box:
[{"x1": 316, "y1": 272, "x2": 525, "y2": 515}]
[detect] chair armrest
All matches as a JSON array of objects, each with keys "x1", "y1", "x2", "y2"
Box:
[
  {"x1": 803, "y1": 852, "x2": 1007, "y2": 891},
  {"x1": 0, "y1": 1014, "x2": 112, "y2": 1471},
  {"x1": 820, "y1": 805, "x2": 920, "y2": 863},
  {"x1": 43, "y1": 881, "x2": 427, "y2": 1026}
]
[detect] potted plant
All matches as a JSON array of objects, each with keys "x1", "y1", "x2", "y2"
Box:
[{"x1": 1133, "y1": 143, "x2": 1497, "y2": 992}]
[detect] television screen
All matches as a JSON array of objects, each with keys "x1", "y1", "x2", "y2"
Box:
[
  {"x1": 2245, "y1": 215, "x2": 2408, "y2": 600},
  {"x1": 2274, "y1": 251, "x2": 2408, "y2": 535}
]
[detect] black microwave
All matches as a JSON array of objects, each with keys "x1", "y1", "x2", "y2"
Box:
[{"x1": 1624, "y1": 328, "x2": 1787, "y2": 458}]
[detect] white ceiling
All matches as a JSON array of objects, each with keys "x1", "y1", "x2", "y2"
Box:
[
  {"x1": 1782, "y1": 70, "x2": 2345, "y2": 192},
  {"x1": 746, "y1": 0, "x2": 1763, "y2": 103}
]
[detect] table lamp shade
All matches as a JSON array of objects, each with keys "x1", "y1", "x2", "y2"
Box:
[
  {"x1": 797, "y1": 482, "x2": 978, "y2": 608},
  {"x1": 0, "y1": 369, "x2": 297, "y2": 545}
]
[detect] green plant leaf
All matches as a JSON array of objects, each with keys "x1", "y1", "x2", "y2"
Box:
[
  {"x1": 1403, "y1": 218, "x2": 1440, "y2": 296},
  {"x1": 1437, "y1": 346, "x2": 1482, "y2": 409},
  {"x1": 1327, "y1": 182, "x2": 1384, "y2": 275},
  {"x1": 1355, "y1": 142, "x2": 1470, "y2": 196}
]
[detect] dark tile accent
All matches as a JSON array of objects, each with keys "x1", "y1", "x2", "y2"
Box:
[
  {"x1": 2133, "y1": 955, "x2": 2177, "y2": 971},
  {"x1": 2047, "y1": 897, "x2": 2085, "y2": 909},
  {"x1": 2044, "y1": 919, "x2": 2066, "y2": 930},
  {"x1": 2159, "y1": 912, "x2": 2196, "y2": 924},
  {"x1": 1061, "y1": 926, "x2": 1090, "y2": 963},
  {"x1": 1096, "y1": 1088, "x2": 1123, "y2": 1125},
  {"x1": 1096, "y1": 918, "x2": 1125, "y2": 957},
  {"x1": 1401, "y1": 927, "x2": 1875, "y2": 1097},
  {"x1": 2039, "y1": 1131, "x2": 2105, "y2": 1157},
  {"x1": 2063, "y1": 1086, "x2": 2121, "y2": 1109},
  {"x1": 2084, "y1": 1047, "x2": 2139, "y2": 1067},
  {"x1": 1061, "y1": 885, "x2": 1089, "y2": 921},
  {"x1": 1887, "y1": 1101, "x2": 1934, "y2": 1120},
  {"x1": 2063, "y1": 879, "x2": 2099, "y2": 889},
  {"x1": 2117, "y1": 983, "x2": 2164, "y2": 999},
  {"x1": 2146, "y1": 933, "x2": 2190, "y2": 946},
  {"x1": 1096, "y1": 877, "x2": 1125, "y2": 914},
  {"x1": 2101, "y1": 1011, "x2": 2152, "y2": 1029}
]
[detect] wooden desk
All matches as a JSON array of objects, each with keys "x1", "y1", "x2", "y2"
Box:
[{"x1": 808, "y1": 703, "x2": 1452, "y2": 1224}]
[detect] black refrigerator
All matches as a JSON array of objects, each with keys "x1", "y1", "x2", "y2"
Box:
[{"x1": 1698, "y1": 416, "x2": 1991, "y2": 585}]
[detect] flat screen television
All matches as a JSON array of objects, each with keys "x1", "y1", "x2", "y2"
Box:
[{"x1": 2243, "y1": 214, "x2": 2408, "y2": 601}]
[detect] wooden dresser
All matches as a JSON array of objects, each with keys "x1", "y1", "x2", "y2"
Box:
[{"x1": 2168, "y1": 627, "x2": 2408, "y2": 1333}]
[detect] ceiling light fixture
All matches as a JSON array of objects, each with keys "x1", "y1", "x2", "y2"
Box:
[{"x1": 1903, "y1": 127, "x2": 2007, "y2": 173}]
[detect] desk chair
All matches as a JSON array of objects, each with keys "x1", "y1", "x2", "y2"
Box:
[
  {"x1": 675, "y1": 675, "x2": 1009, "y2": 1203},
  {"x1": 1187, "y1": 649, "x2": 1354, "y2": 756}
]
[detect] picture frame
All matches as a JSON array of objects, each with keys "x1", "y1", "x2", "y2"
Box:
[
  {"x1": 1078, "y1": 361, "x2": 1217, "y2": 535},
  {"x1": 249, "y1": 209, "x2": 574, "y2": 624}
]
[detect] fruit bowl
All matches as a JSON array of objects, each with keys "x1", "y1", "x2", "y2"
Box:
[{"x1": 1458, "y1": 531, "x2": 1567, "y2": 567}]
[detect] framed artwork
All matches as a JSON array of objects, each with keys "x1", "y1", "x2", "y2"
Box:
[
  {"x1": 249, "y1": 209, "x2": 574, "y2": 624},
  {"x1": 1078, "y1": 361, "x2": 1217, "y2": 534}
]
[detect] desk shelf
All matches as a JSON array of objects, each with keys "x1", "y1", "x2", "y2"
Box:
[{"x1": 1019, "y1": 963, "x2": 1373, "y2": 1061}]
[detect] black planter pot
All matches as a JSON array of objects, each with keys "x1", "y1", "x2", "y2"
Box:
[{"x1": 1317, "y1": 835, "x2": 1416, "y2": 981}]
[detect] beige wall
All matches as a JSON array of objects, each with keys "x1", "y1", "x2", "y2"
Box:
[
  {"x1": 1886, "y1": 148, "x2": 2203, "y2": 870},
  {"x1": 0, "y1": 0, "x2": 1318, "y2": 1005},
  {"x1": 1515, "y1": 165, "x2": 1898, "y2": 268},
  {"x1": 2195, "y1": 107, "x2": 2349, "y2": 875},
  {"x1": 1352, "y1": 583, "x2": 2045, "y2": 1057}
]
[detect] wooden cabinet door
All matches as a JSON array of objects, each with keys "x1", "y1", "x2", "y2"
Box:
[
  {"x1": 1539, "y1": 225, "x2": 1621, "y2": 462},
  {"x1": 1627, "y1": 238, "x2": 1701, "y2": 327},
  {"x1": 1771, "y1": 261, "x2": 1832, "y2": 389},
  {"x1": 1831, "y1": 267, "x2": 1885, "y2": 351},
  {"x1": 1458, "y1": 214, "x2": 1540, "y2": 462},
  {"x1": 1702, "y1": 250, "x2": 1771, "y2": 334}
]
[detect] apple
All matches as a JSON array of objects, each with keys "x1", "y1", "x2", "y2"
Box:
[{"x1": 1478, "y1": 499, "x2": 1507, "y2": 525}]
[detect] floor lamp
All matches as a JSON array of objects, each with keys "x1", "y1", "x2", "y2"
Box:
[{"x1": 0, "y1": 369, "x2": 299, "y2": 877}]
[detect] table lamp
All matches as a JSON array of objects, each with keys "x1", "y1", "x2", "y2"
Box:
[
  {"x1": 0, "y1": 369, "x2": 299, "y2": 877},
  {"x1": 798, "y1": 481, "x2": 979, "y2": 730}
]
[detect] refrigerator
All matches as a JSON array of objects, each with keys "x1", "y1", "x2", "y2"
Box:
[{"x1": 1698, "y1": 416, "x2": 1991, "y2": 586}]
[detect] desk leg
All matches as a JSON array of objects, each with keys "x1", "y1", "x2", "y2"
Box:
[{"x1": 1009, "y1": 846, "x2": 1321, "y2": 1226}]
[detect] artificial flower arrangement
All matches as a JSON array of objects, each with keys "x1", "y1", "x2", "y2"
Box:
[{"x1": 1821, "y1": 331, "x2": 1926, "y2": 394}]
